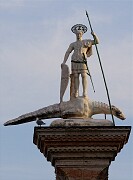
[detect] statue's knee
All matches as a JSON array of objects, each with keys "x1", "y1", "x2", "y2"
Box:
[{"x1": 81, "y1": 73, "x2": 86, "y2": 78}]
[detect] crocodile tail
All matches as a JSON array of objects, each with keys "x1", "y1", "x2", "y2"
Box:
[{"x1": 4, "y1": 103, "x2": 61, "y2": 126}]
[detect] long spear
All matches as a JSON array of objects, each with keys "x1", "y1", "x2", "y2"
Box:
[{"x1": 85, "y1": 10, "x2": 115, "y2": 126}]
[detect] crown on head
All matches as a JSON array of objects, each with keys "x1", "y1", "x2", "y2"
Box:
[{"x1": 71, "y1": 24, "x2": 87, "y2": 34}]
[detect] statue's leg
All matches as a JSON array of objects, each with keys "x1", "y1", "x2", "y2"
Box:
[
  {"x1": 74, "y1": 73, "x2": 79, "y2": 97},
  {"x1": 81, "y1": 72, "x2": 88, "y2": 97},
  {"x1": 70, "y1": 74, "x2": 75, "y2": 99}
]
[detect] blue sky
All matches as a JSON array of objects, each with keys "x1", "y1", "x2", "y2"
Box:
[{"x1": 0, "y1": 0, "x2": 132, "y2": 180}]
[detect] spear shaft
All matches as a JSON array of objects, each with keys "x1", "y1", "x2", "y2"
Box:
[
  {"x1": 85, "y1": 10, "x2": 115, "y2": 126},
  {"x1": 82, "y1": 53, "x2": 95, "y2": 93}
]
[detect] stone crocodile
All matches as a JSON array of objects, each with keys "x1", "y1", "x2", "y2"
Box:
[{"x1": 4, "y1": 97, "x2": 125, "y2": 126}]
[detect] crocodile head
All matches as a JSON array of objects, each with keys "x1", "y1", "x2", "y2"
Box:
[{"x1": 112, "y1": 105, "x2": 126, "y2": 120}]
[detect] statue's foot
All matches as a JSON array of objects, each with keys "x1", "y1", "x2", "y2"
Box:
[
  {"x1": 74, "y1": 92, "x2": 79, "y2": 98},
  {"x1": 83, "y1": 92, "x2": 88, "y2": 98}
]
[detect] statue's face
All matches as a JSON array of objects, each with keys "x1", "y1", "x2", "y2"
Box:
[{"x1": 76, "y1": 31, "x2": 83, "y2": 39}]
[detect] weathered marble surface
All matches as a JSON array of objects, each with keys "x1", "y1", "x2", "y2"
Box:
[
  {"x1": 33, "y1": 126, "x2": 131, "y2": 180},
  {"x1": 4, "y1": 96, "x2": 125, "y2": 126},
  {"x1": 61, "y1": 24, "x2": 99, "y2": 99},
  {"x1": 50, "y1": 118, "x2": 113, "y2": 127}
]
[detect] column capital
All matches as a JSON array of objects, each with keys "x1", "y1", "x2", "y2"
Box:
[{"x1": 33, "y1": 126, "x2": 131, "y2": 180}]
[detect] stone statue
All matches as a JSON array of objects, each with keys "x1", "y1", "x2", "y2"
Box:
[
  {"x1": 4, "y1": 24, "x2": 126, "y2": 127},
  {"x1": 4, "y1": 97, "x2": 125, "y2": 126},
  {"x1": 61, "y1": 24, "x2": 99, "y2": 100}
]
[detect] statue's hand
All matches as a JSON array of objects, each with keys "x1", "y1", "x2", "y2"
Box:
[{"x1": 91, "y1": 31, "x2": 96, "y2": 36}]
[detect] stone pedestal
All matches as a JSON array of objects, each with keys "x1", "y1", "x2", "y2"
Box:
[{"x1": 33, "y1": 126, "x2": 131, "y2": 180}]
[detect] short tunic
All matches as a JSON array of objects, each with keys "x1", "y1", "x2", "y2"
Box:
[
  {"x1": 70, "y1": 39, "x2": 92, "y2": 74},
  {"x1": 71, "y1": 61, "x2": 87, "y2": 74}
]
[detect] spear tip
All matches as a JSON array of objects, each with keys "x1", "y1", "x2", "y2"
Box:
[{"x1": 85, "y1": 10, "x2": 88, "y2": 16}]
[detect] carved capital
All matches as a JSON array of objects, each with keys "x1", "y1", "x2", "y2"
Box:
[{"x1": 33, "y1": 126, "x2": 131, "y2": 180}]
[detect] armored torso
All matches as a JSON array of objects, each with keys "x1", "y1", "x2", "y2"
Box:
[
  {"x1": 71, "y1": 39, "x2": 92, "y2": 61},
  {"x1": 70, "y1": 39, "x2": 92, "y2": 73}
]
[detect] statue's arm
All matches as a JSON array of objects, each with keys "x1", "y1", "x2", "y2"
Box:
[{"x1": 62, "y1": 44, "x2": 73, "y2": 64}]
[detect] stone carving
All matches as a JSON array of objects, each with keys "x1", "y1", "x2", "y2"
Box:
[
  {"x1": 60, "y1": 64, "x2": 70, "y2": 102},
  {"x1": 4, "y1": 24, "x2": 126, "y2": 127},
  {"x1": 61, "y1": 24, "x2": 99, "y2": 99},
  {"x1": 4, "y1": 97, "x2": 125, "y2": 126},
  {"x1": 33, "y1": 126, "x2": 131, "y2": 180}
]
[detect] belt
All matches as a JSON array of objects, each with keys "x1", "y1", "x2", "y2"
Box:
[{"x1": 71, "y1": 60, "x2": 86, "y2": 64}]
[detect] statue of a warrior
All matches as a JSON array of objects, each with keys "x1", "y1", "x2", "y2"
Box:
[
  {"x1": 61, "y1": 24, "x2": 99, "y2": 100},
  {"x1": 4, "y1": 23, "x2": 126, "y2": 127}
]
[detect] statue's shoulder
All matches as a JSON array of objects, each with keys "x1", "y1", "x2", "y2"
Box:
[
  {"x1": 68, "y1": 42, "x2": 76, "y2": 49},
  {"x1": 70, "y1": 41, "x2": 75, "y2": 46}
]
